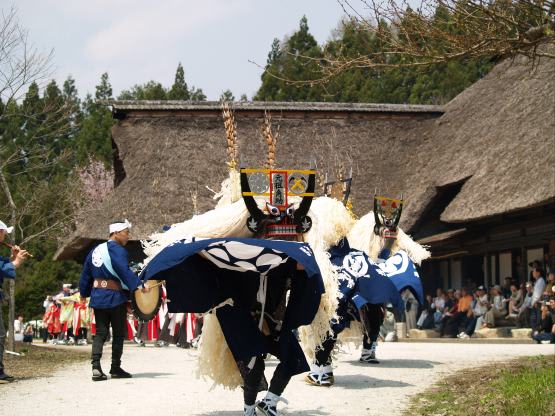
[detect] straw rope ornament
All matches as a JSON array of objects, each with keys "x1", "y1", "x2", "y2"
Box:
[
  {"x1": 222, "y1": 101, "x2": 238, "y2": 170},
  {"x1": 206, "y1": 102, "x2": 242, "y2": 208},
  {"x1": 261, "y1": 111, "x2": 278, "y2": 169}
]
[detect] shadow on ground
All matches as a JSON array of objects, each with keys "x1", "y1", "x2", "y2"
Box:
[
  {"x1": 131, "y1": 372, "x2": 173, "y2": 378},
  {"x1": 332, "y1": 374, "x2": 413, "y2": 389},
  {"x1": 350, "y1": 359, "x2": 441, "y2": 369},
  {"x1": 193, "y1": 407, "x2": 331, "y2": 416}
]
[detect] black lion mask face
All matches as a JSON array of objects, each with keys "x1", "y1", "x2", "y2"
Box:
[
  {"x1": 241, "y1": 168, "x2": 315, "y2": 240},
  {"x1": 373, "y1": 195, "x2": 403, "y2": 240}
]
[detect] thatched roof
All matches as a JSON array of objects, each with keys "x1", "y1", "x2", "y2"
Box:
[
  {"x1": 108, "y1": 101, "x2": 443, "y2": 115},
  {"x1": 402, "y1": 51, "x2": 555, "y2": 231},
  {"x1": 55, "y1": 52, "x2": 555, "y2": 260},
  {"x1": 55, "y1": 102, "x2": 441, "y2": 260}
]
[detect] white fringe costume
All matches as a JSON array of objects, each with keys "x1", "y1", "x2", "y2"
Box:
[
  {"x1": 141, "y1": 172, "x2": 354, "y2": 390},
  {"x1": 334, "y1": 212, "x2": 431, "y2": 346}
]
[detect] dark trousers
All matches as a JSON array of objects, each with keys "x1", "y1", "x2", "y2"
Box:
[
  {"x1": 91, "y1": 303, "x2": 127, "y2": 369},
  {"x1": 315, "y1": 332, "x2": 338, "y2": 366},
  {"x1": 465, "y1": 316, "x2": 479, "y2": 336},
  {"x1": 157, "y1": 313, "x2": 172, "y2": 343},
  {"x1": 361, "y1": 304, "x2": 385, "y2": 344},
  {"x1": 41, "y1": 327, "x2": 49, "y2": 343},
  {"x1": 530, "y1": 306, "x2": 541, "y2": 331},
  {"x1": 532, "y1": 332, "x2": 554, "y2": 343},
  {"x1": 77, "y1": 328, "x2": 88, "y2": 340},
  {"x1": 243, "y1": 354, "x2": 294, "y2": 405},
  {"x1": 136, "y1": 321, "x2": 148, "y2": 341},
  {"x1": 242, "y1": 333, "x2": 297, "y2": 405},
  {"x1": 0, "y1": 305, "x2": 5, "y2": 372},
  {"x1": 452, "y1": 312, "x2": 468, "y2": 331}
]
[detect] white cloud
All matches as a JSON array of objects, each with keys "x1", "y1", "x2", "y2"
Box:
[
  {"x1": 84, "y1": 0, "x2": 251, "y2": 63},
  {"x1": 13, "y1": 0, "x2": 345, "y2": 99}
]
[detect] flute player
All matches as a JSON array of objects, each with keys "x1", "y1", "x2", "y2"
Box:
[{"x1": 0, "y1": 219, "x2": 29, "y2": 383}]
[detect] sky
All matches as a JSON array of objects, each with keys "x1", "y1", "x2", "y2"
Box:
[{"x1": 13, "y1": 0, "x2": 350, "y2": 100}]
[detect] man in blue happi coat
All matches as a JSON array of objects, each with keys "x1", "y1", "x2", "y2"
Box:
[
  {"x1": 79, "y1": 219, "x2": 147, "y2": 381},
  {"x1": 0, "y1": 220, "x2": 30, "y2": 383}
]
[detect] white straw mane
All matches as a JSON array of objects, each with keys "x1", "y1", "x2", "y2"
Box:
[
  {"x1": 299, "y1": 197, "x2": 355, "y2": 361},
  {"x1": 336, "y1": 211, "x2": 431, "y2": 345},
  {"x1": 347, "y1": 212, "x2": 430, "y2": 265}
]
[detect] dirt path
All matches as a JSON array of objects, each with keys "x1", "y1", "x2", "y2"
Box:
[{"x1": 0, "y1": 342, "x2": 553, "y2": 415}]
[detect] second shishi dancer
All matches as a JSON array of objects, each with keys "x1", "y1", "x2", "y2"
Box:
[{"x1": 304, "y1": 195, "x2": 430, "y2": 387}]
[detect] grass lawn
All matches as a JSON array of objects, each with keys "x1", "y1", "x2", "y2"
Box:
[
  {"x1": 409, "y1": 355, "x2": 555, "y2": 416},
  {"x1": 3, "y1": 342, "x2": 89, "y2": 380}
]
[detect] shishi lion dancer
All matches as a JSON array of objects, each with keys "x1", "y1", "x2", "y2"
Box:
[
  {"x1": 141, "y1": 109, "x2": 352, "y2": 416},
  {"x1": 304, "y1": 194, "x2": 430, "y2": 387}
]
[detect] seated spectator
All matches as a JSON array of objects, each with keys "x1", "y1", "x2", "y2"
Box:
[
  {"x1": 430, "y1": 288, "x2": 446, "y2": 328},
  {"x1": 439, "y1": 289, "x2": 458, "y2": 337},
  {"x1": 501, "y1": 277, "x2": 512, "y2": 299},
  {"x1": 416, "y1": 294, "x2": 434, "y2": 329},
  {"x1": 514, "y1": 282, "x2": 534, "y2": 328},
  {"x1": 23, "y1": 324, "x2": 34, "y2": 343},
  {"x1": 532, "y1": 298, "x2": 555, "y2": 344},
  {"x1": 450, "y1": 288, "x2": 473, "y2": 334},
  {"x1": 505, "y1": 283, "x2": 523, "y2": 318},
  {"x1": 379, "y1": 306, "x2": 397, "y2": 342},
  {"x1": 543, "y1": 272, "x2": 554, "y2": 300},
  {"x1": 483, "y1": 285, "x2": 507, "y2": 328},
  {"x1": 459, "y1": 286, "x2": 489, "y2": 338}
]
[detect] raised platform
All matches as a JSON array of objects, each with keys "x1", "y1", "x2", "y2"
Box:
[{"x1": 407, "y1": 327, "x2": 533, "y2": 340}]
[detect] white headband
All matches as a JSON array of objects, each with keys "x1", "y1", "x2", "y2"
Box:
[
  {"x1": 109, "y1": 219, "x2": 132, "y2": 234},
  {"x1": 0, "y1": 220, "x2": 13, "y2": 233}
]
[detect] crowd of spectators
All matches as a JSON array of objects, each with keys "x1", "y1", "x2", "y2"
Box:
[{"x1": 412, "y1": 266, "x2": 555, "y2": 342}]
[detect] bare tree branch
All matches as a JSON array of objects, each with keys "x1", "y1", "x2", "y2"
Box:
[{"x1": 256, "y1": 0, "x2": 554, "y2": 87}]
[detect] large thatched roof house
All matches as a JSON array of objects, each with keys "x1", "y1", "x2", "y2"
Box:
[{"x1": 57, "y1": 53, "x2": 555, "y2": 292}]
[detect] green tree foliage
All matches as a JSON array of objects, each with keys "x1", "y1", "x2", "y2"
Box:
[
  {"x1": 220, "y1": 89, "x2": 235, "y2": 102},
  {"x1": 118, "y1": 63, "x2": 205, "y2": 101},
  {"x1": 189, "y1": 87, "x2": 206, "y2": 101},
  {"x1": 74, "y1": 73, "x2": 114, "y2": 165},
  {"x1": 255, "y1": 11, "x2": 495, "y2": 104},
  {"x1": 255, "y1": 17, "x2": 325, "y2": 101},
  {"x1": 0, "y1": 79, "x2": 87, "y2": 320},
  {"x1": 119, "y1": 80, "x2": 167, "y2": 100},
  {"x1": 1, "y1": 63, "x2": 211, "y2": 319},
  {"x1": 168, "y1": 63, "x2": 190, "y2": 100}
]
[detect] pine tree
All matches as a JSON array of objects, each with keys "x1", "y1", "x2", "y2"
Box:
[
  {"x1": 255, "y1": 17, "x2": 324, "y2": 101},
  {"x1": 62, "y1": 76, "x2": 83, "y2": 147},
  {"x1": 95, "y1": 72, "x2": 113, "y2": 100},
  {"x1": 75, "y1": 73, "x2": 114, "y2": 165},
  {"x1": 168, "y1": 63, "x2": 190, "y2": 100}
]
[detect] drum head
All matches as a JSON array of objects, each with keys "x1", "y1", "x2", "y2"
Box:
[{"x1": 131, "y1": 280, "x2": 162, "y2": 322}]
